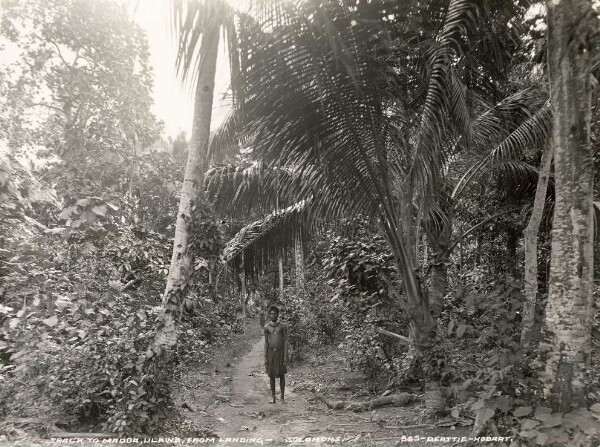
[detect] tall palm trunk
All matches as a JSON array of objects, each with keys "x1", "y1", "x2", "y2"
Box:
[
  {"x1": 542, "y1": 0, "x2": 595, "y2": 411},
  {"x1": 153, "y1": 27, "x2": 220, "y2": 352},
  {"x1": 380, "y1": 211, "x2": 441, "y2": 412},
  {"x1": 424, "y1": 203, "x2": 452, "y2": 412},
  {"x1": 521, "y1": 144, "x2": 552, "y2": 345},
  {"x1": 428, "y1": 209, "x2": 452, "y2": 322}
]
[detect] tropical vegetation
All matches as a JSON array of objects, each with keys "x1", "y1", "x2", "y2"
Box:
[{"x1": 0, "y1": 0, "x2": 599, "y2": 445}]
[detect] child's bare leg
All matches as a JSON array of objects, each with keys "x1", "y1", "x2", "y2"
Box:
[
  {"x1": 269, "y1": 377, "x2": 276, "y2": 403},
  {"x1": 280, "y1": 375, "x2": 285, "y2": 402}
]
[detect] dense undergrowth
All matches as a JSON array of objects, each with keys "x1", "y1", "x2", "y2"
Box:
[
  {"x1": 274, "y1": 219, "x2": 600, "y2": 446},
  {"x1": 0, "y1": 148, "x2": 243, "y2": 434}
]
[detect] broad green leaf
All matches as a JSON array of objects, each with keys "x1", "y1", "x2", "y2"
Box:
[
  {"x1": 83, "y1": 210, "x2": 97, "y2": 223},
  {"x1": 42, "y1": 315, "x2": 58, "y2": 327},
  {"x1": 494, "y1": 395, "x2": 511, "y2": 413},
  {"x1": 55, "y1": 299, "x2": 70, "y2": 311},
  {"x1": 451, "y1": 408, "x2": 460, "y2": 419},
  {"x1": 576, "y1": 416, "x2": 598, "y2": 435},
  {"x1": 535, "y1": 413, "x2": 561, "y2": 428},
  {"x1": 534, "y1": 406, "x2": 552, "y2": 416},
  {"x1": 519, "y1": 429, "x2": 539, "y2": 438},
  {"x1": 471, "y1": 399, "x2": 485, "y2": 410},
  {"x1": 535, "y1": 432, "x2": 548, "y2": 445},
  {"x1": 513, "y1": 406, "x2": 532, "y2": 417},
  {"x1": 521, "y1": 419, "x2": 540, "y2": 430},
  {"x1": 59, "y1": 206, "x2": 78, "y2": 220},
  {"x1": 456, "y1": 324, "x2": 466, "y2": 338},
  {"x1": 92, "y1": 204, "x2": 107, "y2": 216},
  {"x1": 477, "y1": 408, "x2": 495, "y2": 425}
]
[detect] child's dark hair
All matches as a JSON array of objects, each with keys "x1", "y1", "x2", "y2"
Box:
[{"x1": 268, "y1": 305, "x2": 280, "y2": 315}]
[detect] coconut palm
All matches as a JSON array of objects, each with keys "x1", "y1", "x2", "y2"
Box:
[
  {"x1": 203, "y1": 0, "x2": 547, "y2": 410},
  {"x1": 154, "y1": 0, "x2": 242, "y2": 352}
]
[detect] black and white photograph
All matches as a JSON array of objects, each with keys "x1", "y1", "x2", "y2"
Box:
[{"x1": 0, "y1": 0, "x2": 599, "y2": 446}]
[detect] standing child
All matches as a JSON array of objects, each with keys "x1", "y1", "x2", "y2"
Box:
[{"x1": 263, "y1": 305, "x2": 288, "y2": 404}]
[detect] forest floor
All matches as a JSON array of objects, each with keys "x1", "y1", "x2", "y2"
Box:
[
  {"x1": 171, "y1": 317, "x2": 474, "y2": 447},
  {"x1": 0, "y1": 317, "x2": 479, "y2": 447}
]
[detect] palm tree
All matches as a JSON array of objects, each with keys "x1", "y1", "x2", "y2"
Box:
[
  {"x1": 153, "y1": 0, "x2": 240, "y2": 353},
  {"x1": 205, "y1": 0, "x2": 543, "y2": 411}
]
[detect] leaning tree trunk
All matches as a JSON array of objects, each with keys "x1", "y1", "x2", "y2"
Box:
[
  {"x1": 153, "y1": 27, "x2": 220, "y2": 353},
  {"x1": 542, "y1": 0, "x2": 595, "y2": 411},
  {"x1": 521, "y1": 144, "x2": 552, "y2": 345}
]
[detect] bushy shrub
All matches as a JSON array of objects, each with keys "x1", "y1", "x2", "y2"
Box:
[
  {"x1": 0, "y1": 293, "x2": 173, "y2": 433},
  {"x1": 320, "y1": 221, "x2": 408, "y2": 380},
  {"x1": 278, "y1": 278, "x2": 342, "y2": 361},
  {"x1": 339, "y1": 309, "x2": 395, "y2": 381},
  {"x1": 178, "y1": 295, "x2": 245, "y2": 364}
]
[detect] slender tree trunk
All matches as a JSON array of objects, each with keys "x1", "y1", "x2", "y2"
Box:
[
  {"x1": 278, "y1": 255, "x2": 284, "y2": 299},
  {"x1": 459, "y1": 232, "x2": 463, "y2": 274},
  {"x1": 542, "y1": 0, "x2": 595, "y2": 411},
  {"x1": 295, "y1": 233, "x2": 305, "y2": 291},
  {"x1": 422, "y1": 233, "x2": 428, "y2": 268},
  {"x1": 521, "y1": 144, "x2": 552, "y2": 345},
  {"x1": 153, "y1": 26, "x2": 220, "y2": 353},
  {"x1": 240, "y1": 271, "x2": 246, "y2": 318},
  {"x1": 428, "y1": 228, "x2": 451, "y2": 322}
]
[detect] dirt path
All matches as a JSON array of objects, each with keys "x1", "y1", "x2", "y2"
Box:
[
  {"x1": 211, "y1": 338, "x2": 318, "y2": 442},
  {"x1": 174, "y1": 319, "x2": 473, "y2": 446}
]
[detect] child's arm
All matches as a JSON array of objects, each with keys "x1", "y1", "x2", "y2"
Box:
[
  {"x1": 264, "y1": 326, "x2": 269, "y2": 367},
  {"x1": 283, "y1": 324, "x2": 288, "y2": 363}
]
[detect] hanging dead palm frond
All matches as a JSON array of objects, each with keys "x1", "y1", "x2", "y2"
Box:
[
  {"x1": 222, "y1": 199, "x2": 313, "y2": 277},
  {"x1": 205, "y1": 162, "x2": 296, "y2": 215}
]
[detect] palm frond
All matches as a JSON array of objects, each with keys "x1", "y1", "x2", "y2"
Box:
[
  {"x1": 470, "y1": 88, "x2": 548, "y2": 148},
  {"x1": 413, "y1": 0, "x2": 478, "y2": 167},
  {"x1": 222, "y1": 199, "x2": 313, "y2": 277},
  {"x1": 171, "y1": 0, "x2": 233, "y2": 88},
  {"x1": 207, "y1": 108, "x2": 243, "y2": 166},
  {"x1": 205, "y1": 162, "x2": 296, "y2": 215},
  {"x1": 453, "y1": 99, "x2": 552, "y2": 199}
]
